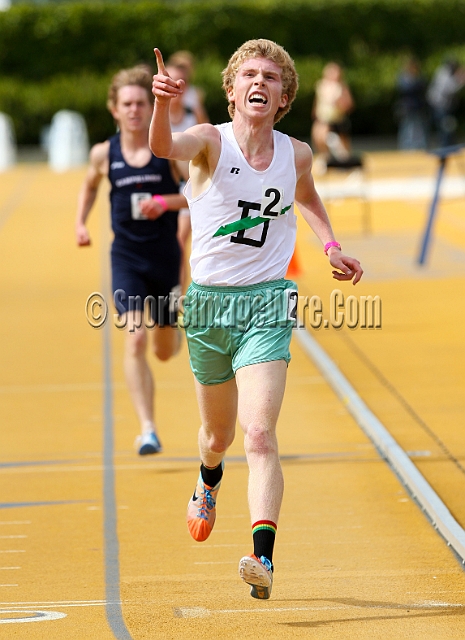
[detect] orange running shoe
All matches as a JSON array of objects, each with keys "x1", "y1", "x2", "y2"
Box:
[
  {"x1": 186, "y1": 473, "x2": 221, "y2": 542},
  {"x1": 238, "y1": 554, "x2": 273, "y2": 599}
]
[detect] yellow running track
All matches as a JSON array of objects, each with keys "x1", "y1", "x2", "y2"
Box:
[{"x1": 0, "y1": 152, "x2": 464, "y2": 638}]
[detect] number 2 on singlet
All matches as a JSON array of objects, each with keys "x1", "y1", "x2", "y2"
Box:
[{"x1": 261, "y1": 187, "x2": 284, "y2": 219}]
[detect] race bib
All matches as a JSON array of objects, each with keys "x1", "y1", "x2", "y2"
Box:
[
  {"x1": 260, "y1": 186, "x2": 284, "y2": 219},
  {"x1": 131, "y1": 192, "x2": 152, "y2": 220},
  {"x1": 286, "y1": 289, "x2": 298, "y2": 323}
]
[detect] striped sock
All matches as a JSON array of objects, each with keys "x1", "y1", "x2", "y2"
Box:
[{"x1": 252, "y1": 520, "x2": 277, "y2": 567}]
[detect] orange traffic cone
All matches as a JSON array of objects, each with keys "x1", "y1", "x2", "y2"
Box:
[{"x1": 286, "y1": 247, "x2": 303, "y2": 278}]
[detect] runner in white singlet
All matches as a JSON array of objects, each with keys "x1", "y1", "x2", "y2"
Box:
[{"x1": 149, "y1": 39, "x2": 363, "y2": 600}]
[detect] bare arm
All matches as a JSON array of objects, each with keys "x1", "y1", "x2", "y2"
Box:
[
  {"x1": 336, "y1": 83, "x2": 354, "y2": 114},
  {"x1": 149, "y1": 48, "x2": 216, "y2": 163},
  {"x1": 137, "y1": 157, "x2": 189, "y2": 220},
  {"x1": 138, "y1": 191, "x2": 189, "y2": 220},
  {"x1": 292, "y1": 138, "x2": 363, "y2": 284},
  {"x1": 75, "y1": 141, "x2": 108, "y2": 246}
]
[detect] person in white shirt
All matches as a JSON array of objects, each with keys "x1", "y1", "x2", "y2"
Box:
[
  {"x1": 166, "y1": 61, "x2": 199, "y2": 293},
  {"x1": 149, "y1": 39, "x2": 363, "y2": 600},
  {"x1": 427, "y1": 58, "x2": 465, "y2": 147},
  {"x1": 166, "y1": 50, "x2": 209, "y2": 125},
  {"x1": 311, "y1": 62, "x2": 354, "y2": 161}
]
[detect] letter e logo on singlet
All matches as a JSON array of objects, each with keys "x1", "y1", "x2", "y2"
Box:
[{"x1": 260, "y1": 187, "x2": 284, "y2": 219}]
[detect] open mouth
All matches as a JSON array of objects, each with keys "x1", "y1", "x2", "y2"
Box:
[{"x1": 248, "y1": 93, "x2": 268, "y2": 105}]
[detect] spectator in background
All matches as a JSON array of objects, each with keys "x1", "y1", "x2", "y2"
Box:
[
  {"x1": 311, "y1": 62, "x2": 354, "y2": 171},
  {"x1": 166, "y1": 61, "x2": 199, "y2": 292},
  {"x1": 395, "y1": 56, "x2": 428, "y2": 150},
  {"x1": 167, "y1": 50, "x2": 209, "y2": 125},
  {"x1": 427, "y1": 58, "x2": 465, "y2": 147},
  {"x1": 166, "y1": 51, "x2": 209, "y2": 291}
]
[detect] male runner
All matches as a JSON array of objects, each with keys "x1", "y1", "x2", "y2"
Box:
[
  {"x1": 149, "y1": 40, "x2": 363, "y2": 598},
  {"x1": 76, "y1": 65, "x2": 187, "y2": 455}
]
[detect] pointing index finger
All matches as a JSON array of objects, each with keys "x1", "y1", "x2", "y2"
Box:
[{"x1": 154, "y1": 48, "x2": 168, "y2": 76}]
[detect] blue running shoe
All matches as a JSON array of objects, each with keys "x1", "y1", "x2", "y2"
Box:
[{"x1": 135, "y1": 431, "x2": 162, "y2": 455}]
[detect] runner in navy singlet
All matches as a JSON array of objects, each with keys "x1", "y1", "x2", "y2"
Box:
[{"x1": 75, "y1": 65, "x2": 188, "y2": 455}]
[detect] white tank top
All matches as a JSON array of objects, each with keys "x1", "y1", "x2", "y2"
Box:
[
  {"x1": 185, "y1": 122, "x2": 297, "y2": 286},
  {"x1": 171, "y1": 109, "x2": 197, "y2": 133}
]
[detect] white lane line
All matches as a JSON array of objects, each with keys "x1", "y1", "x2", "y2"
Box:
[
  {"x1": 0, "y1": 462, "x2": 208, "y2": 475},
  {"x1": 174, "y1": 601, "x2": 464, "y2": 618},
  {"x1": 294, "y1": 328, "x2": 465, "y2": 565},
  {"x1": 192, "y1": 541, "x2": 331, "y2": 549},
  {"x1": 0, "y1": 551, "x2": 25, "y2": 554},
  {"x1": 0, "y1": 465, "x2": 107, "y2": 475},
  {"x1": 315, "y1": 175, "x2": 465, "y2": 201},
  {"x1": 421, "y1": 600, "x2": 464, "y2": 607},
  {"x1": 0, "y1": 451, "x2": 374, "y2": 477},
  {"x1": 417, "y1": 590, "x2": 465, "y2": 594},
  {"x1": 0, "y1": 382, "x2": 111, "y2": 394},
  {"x1": 0, "y1": 599, "x2": 107, "y2": 604},
  {"x1": 193, "y1": 561, "x2": 237, "y2": 565},
  {"x1": 0, "y1": 536, "x2": 26, "y2": 540},
  {"x1": 191, "y1": 544, "x2": 242, "y2": 549},
  {"x1": 0, "y1": 600, "x2": 109, "y2": 608},
  {"x1": 174, "y1": 607, "x2": 210, "y2": 618},
  {"x1": 0, "y1": 380, "x2": 190, "y2": 394},
  {"x1": 0, "y1": 568, "x2": 20, "y2": 571},
  {"x1": 208, "y1": 529, "x2": 242, "y2": 534}
]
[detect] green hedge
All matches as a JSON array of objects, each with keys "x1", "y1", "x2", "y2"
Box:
[
  {"x1": 2, "y1": 0, "x2": 465, "y2": 79},
  {"x1": 2, "y1": 0, "x2": 465, "y2": 143},
  {"x1": 0, "y1": 73, "x2": 112, "y2": 144}
]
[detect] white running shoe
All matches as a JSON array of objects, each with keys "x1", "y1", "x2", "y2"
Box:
[{"x1": 239, "y1": 554, "x2": 273, "y2": 599}]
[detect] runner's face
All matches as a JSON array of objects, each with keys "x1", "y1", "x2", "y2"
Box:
[
  {"x1": 112, "y1": 85, "x2": 153, "y2": 132},
  {"x1": 228, "y1": 56, "x2": 288, "y2": 120}
]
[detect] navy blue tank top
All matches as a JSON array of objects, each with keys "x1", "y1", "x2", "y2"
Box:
[{"x1": 108, "y1": 133, "x2": 180, "y2": 244}]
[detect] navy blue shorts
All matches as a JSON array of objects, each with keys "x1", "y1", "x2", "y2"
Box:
[{"x1": 111, "y1": 239, "x2": 180, "y2": 326}]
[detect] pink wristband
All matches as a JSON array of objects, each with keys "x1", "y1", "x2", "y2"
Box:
[
  {"x1": 152, "y1": 194, "x2": 169, "y2": 211},
  {"x1": 324, "y1": 241, "x2": 341, "y2": 255}
]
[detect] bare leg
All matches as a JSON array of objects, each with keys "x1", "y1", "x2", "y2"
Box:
[
  {"x1": 123, "y1": 319, "x2": 154, "y2": 434},
  {"x1": 311, "y1": 120, "x2": 330, "y2": 155},
  {"x1": 186, "y1": 377, "x2": 238, "y2": 541},
  {"x1": 124, "y1": 315, "x2": 180, "y2": 436},
  {"x1": 152, "y1": 324, "x2": 181, "y2": 361},
  {"x1": 235, "y1": 360, "x2": 287, "y2": 525},
  {"x1": 339, "y1": 133, "x2": 351, "y2": 154},
  {"x1": 194, "y1": 377, "x2": 238, "y2": 467}
]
